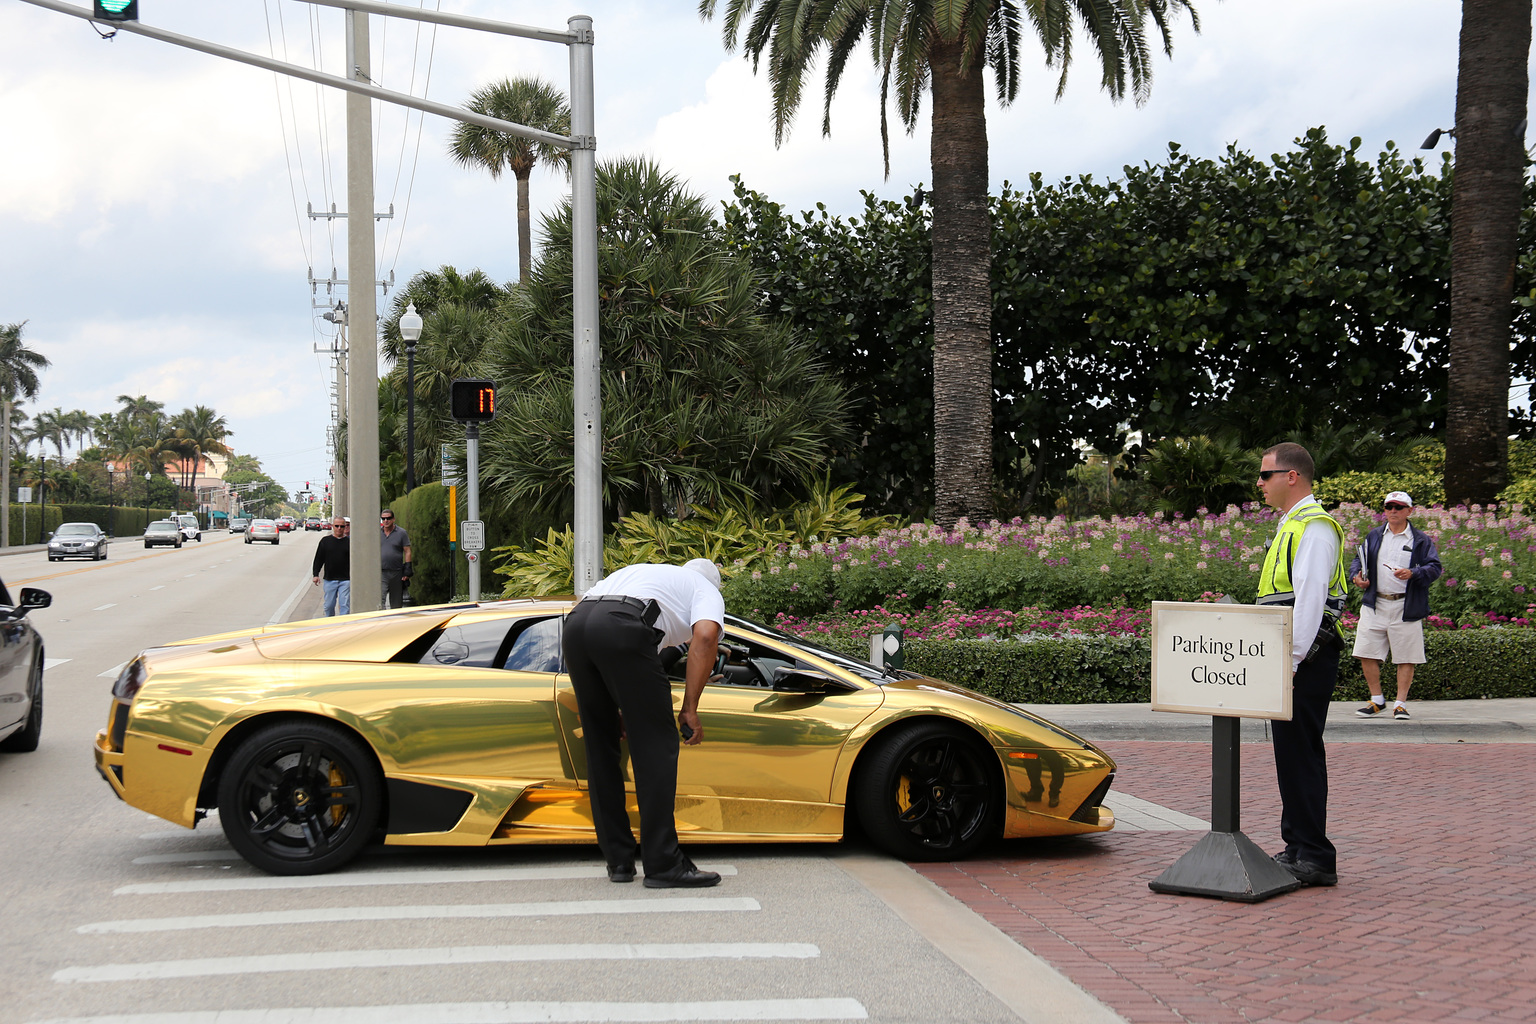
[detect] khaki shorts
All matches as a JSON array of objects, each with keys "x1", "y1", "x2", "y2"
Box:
[{"x1": 1352, "y1": 598, "x2": 1426, "y2": 664}]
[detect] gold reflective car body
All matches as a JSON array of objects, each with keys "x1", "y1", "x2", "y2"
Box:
[{"x1": 95, "y1": 599, "x2": 1116, "y2": 873}]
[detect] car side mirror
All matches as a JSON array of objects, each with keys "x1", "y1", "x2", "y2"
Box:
[
  {"x1": 770, "y1": 667, "x2": 860, "y2": 694},
  {"x1": 44, "y1": 531, "x2": 52, "y2": 540},
  {"x1": 9, "y1": 588, "x2": 51, "y2": 618}
]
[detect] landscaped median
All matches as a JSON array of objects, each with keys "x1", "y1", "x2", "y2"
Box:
[
  {"x1": 722, "y1": 502, "x2": 1536, "y2": 704},
  {"x1": 770, "y1": 602, "x2": 1536, "y2": 705}
]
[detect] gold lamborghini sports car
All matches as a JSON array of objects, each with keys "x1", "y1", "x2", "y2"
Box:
[{"x1": 94, "y1": 600, "x2": 1116, "y2": 875}]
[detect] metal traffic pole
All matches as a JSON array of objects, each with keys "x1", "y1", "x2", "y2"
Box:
[{"x1": 568, "y1": 15, "x2": 602, "y2": 596}]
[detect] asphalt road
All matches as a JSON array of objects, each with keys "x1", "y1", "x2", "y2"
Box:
[{"x1": 0, "y1": 534, "x2": 1111, "y2": 1024}]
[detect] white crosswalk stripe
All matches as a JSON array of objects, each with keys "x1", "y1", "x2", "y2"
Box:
[
  {"x1": 28, "y1": 998, "x2": 870, "y2": 1023},
  {"x1": 114, "y1": 863, "x2": 740, "y2": 896},
  {"x1": 80, "y1": 895, "x2": 762, "y2": 933}
]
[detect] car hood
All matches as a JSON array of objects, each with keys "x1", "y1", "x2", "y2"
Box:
[{"x1": 878, "y1": 672, "x2": 1110, "y2": 755}]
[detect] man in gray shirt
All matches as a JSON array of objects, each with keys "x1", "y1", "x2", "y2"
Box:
[{"x1": 379, "y1": 509, "x2": 411, "y2": 608}]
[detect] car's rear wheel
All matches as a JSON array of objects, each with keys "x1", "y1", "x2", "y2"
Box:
[
  {"x1": 218, "y1": 721, "x2": 382, "y2": 875},
  {"x1": 0, "y1": 657, "x2": 43, "y2": 753},
  {"x1": 854, "y1": 721, "x2": 999, "y2": 862}
]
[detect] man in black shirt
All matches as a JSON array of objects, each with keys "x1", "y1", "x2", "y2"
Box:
[{"x1": 311, "y1": 517, "x2": 351, "y2": 615}]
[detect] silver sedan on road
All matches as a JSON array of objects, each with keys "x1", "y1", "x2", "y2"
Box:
[{"x1": 47, "y1": 522, "x2": 109, "y2": 561}]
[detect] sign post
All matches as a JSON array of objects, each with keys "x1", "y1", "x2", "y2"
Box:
[
  {"x1": 1146, "y1": 600, "x2": 1303, "y2": 902},
  {"x1": 449, "y1": 380, "x2": 495, "y2": 602}
]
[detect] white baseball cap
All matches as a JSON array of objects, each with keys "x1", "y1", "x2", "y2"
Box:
[
  {"x1": 682, "y1": 558, "x2": 722, "y2": 590},
  {"x1": 1383, "y1": 491, "x2": 1413, "y2": 508}
]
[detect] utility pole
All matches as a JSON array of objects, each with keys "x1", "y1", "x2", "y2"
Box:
[{"x1": 345, "y1": 8, "x2": 381, "y2": 612}]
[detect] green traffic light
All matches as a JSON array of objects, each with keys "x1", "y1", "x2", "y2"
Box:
[{"x1": 94, "y1": 0, "x2": 138, "y2": 20}]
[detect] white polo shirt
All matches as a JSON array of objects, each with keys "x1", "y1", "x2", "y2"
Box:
[
  {"x1": 584, "y1": 563, "x2": 725, "y2": 648},
  {"x1": 1375, "y1": 524, "x2": 1412, "y2": 596}
]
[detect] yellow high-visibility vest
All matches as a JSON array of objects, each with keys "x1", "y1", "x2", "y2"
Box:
[{"x1": 1257, "y1": 497, "x2": 1348, "y2": 638}]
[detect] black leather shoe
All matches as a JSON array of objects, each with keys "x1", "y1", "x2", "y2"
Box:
[
  {"x1": 1273, "y1": 850, "x2": 1297, "y2": 868},
  {"x1": 607, "y1": 861, "x2": 636, "y2": 883},
  {"x1": 1282, "y1": 858, "x2": 1337, "y2": 887},
  {"x1": 643, "y1": 862, "x2": 721, "y2": 889}
]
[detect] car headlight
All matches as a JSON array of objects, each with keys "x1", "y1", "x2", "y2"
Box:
[{"x1": 48, "y1": 541, "x2": 61, "y2": 548}]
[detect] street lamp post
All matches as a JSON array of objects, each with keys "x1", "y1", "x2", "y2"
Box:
[
  {"x1": 399, "y1": 303, "x2": 423, "y2": 493},
  {"x1": 106, "y1": 461, "x2": 115, "y2": 537},
  {"x1": 144, "y1": 472, "x2": 151, "y2": 522}
]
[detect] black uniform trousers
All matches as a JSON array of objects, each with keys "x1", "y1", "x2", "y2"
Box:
[
  {"x1": 1271, "y1": 645, "x2": 1339, "y2": 872},
  {"x1": 561, "y1": 599, "x2": 686, "y2": 876}
]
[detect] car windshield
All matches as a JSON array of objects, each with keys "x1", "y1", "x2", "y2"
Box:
[
  {"x1": 148, "y1": 523, "x2": 176, "y2": 532},
  {"x1": 725, "y1": 613, "x2": 888, "y2": 682},
  {"x1": 57, "y1": 524, "x2": 96, "y2": 536}
]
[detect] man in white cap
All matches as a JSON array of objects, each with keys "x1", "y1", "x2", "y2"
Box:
[
  {"x1": 1348, "y1": 490, "x2": 1442, "y2": 719},
  {"x1": 562, "y1": 558, "x2": 725, "y2": 888}
]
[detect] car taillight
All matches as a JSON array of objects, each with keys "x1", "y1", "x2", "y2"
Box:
[{"x1": 112, "y1": 658, "x2": 147, "y2": 701}]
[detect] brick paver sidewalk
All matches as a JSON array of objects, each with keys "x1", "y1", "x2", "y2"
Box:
[{"x1": 918, "y1": 741, "x2": 1536, "y2": 1023}]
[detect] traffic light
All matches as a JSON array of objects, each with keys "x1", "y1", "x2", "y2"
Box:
[
  {"x1": 450, "y1": 379, "x2": 497, "y2": 422},
  {"x1": 93, "y1": 0, "x2": 138, "y2": 21}
]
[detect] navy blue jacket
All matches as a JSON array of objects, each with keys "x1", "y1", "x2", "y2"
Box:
[{"x1": 1348, "y1": 523, "x2": 1442, "y2": 622}]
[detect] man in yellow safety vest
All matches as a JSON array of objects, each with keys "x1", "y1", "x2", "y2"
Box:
[{"x1": 1255, "y1": 442, "x2": 1348, "y2": 887}]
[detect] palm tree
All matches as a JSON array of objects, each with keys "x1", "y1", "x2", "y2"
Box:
[
  {"x1": 700, "y1": 0, "x2": 1198, "y2": 525},
  {"x1": 0, "y1": 321, "x2": 49, "y2": 547},
  {"x1": 169, "y1": 406, "x2": 233, "y2": 491},
  {"x1": 224, "y1": 453, "x2": 262, "y2": 475},
  {"x1": 448, "y1": 76, "x2": 571, "y2": 283},
  {"x1": 1444, "y1": 0, "x2": 1532, "y2": 504}
]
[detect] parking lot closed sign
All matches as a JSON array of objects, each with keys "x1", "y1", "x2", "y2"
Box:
[{"x1": 1150, "y1": 601, "x2": 1293, "y2": 720}]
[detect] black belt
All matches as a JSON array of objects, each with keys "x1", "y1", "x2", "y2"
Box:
[
  {"x1": 579, "y1": 594, "x2": 660, "y2": 627},
  {"x1": 1377, "y1": 592, "x2": 1405, "y2": 601}
]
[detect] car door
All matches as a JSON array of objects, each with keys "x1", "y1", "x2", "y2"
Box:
[
  {"x1": 0, "y1": 581, "x2": 29, "y2": 730},
  {"x1": 554, "y1": 623, "x2": 884, "y2": 840}
]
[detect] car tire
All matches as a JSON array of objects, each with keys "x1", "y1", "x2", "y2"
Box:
[
  {"x1": 853, "y1": 721, "x2": 1000, "y2": 862},
  {"x1": 217, "y1": 720, "x2": 382, "y2": 875},
  {"x1": 0, "y1": 656, "x2": 44, "y2": 753},
  {"x1": 144, "y1": 542, "x2": 152, "y2": 549},
  {"x1": 48, "y1": 556, "x2": 57, "y2": 562}
]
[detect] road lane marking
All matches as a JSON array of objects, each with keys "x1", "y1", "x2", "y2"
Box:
[
  {"x1": 99, "y1": 663, "x2": 127, "y2": 678},
  {"x1": 149, "y1": 585, "x2": 164, "y2": 590},
  {"x1": 54, "y1": 942, "x2": 819, "y2": 982},
  {"x1": 93, "y1": 603, "x2": 117, "y2": 611},
  {"x1": 27, "y1": 998, "x2": 869, "y2": 1023},
  {"x1": 1102, "y1": 792, "x2": 1209, "y2": 831},
  {"x1": 80, "y1": 896, "x2": 761, "y2": 933},
  {"x1": 115, "y1": 863, "x2": 739, "y2": 895},
  {"x1": 43, "y1": 658, "x2": 70, "y2": 671},
  {"x1": 10, "y1": 535, "x2": 241, "y2": 585},
  {"x1": 130, "y1": 850, "x2": 243, "y2": 865}
]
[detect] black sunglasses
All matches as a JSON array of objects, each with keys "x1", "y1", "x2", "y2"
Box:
[
  {"x1": 1258, "y1": 469, "x2": 1292, "y2": 480},
  {"x1": 1383, "y1": 502, "x2": 1408, "y2": 511}
]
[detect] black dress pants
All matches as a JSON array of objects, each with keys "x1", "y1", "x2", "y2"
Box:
[
  {"x1": 1271, "y1": 646, "x2": 1339, "y2": 872},
  {"x1": 562, "y1": 600, "x2": 685, "y2": 875}
]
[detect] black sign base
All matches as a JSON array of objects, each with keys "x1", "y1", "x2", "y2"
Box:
[{"x1": 1148, "y1": 830, "x2": 1302, "y2": 902}]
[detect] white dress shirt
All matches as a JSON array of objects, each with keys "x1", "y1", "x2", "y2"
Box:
[{"x1": 1283, "y1": 495, "x2": 1340, "y2": 670}]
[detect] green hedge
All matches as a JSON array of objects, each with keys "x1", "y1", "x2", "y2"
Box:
[
  {"x1": 811, "y1": 628, "x2": 1536, "y2": 704},
  {"x1": 390, "y1": 484, "x2": 530, "y2": 604},
  {"x1": 4, "y1": 504, "x2": 183, "y2": 545}
]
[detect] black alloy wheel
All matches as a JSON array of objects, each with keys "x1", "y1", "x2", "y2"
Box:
[
  {"x1": 0, "y1": 656, "x2": 43, "y2": 753},
  {"x1": 217, "y1": 721, "x2": 382, "y2": 875},
  {"x1": 854, "y1": 721, "x2": 999, "y2": 861}
]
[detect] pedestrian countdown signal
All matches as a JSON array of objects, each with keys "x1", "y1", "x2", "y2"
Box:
[
  {"x1": 450, "y1": 379, "x2": 496, "y2": 422},
  {"x1": 94, "y1": 0, "x2": 138, "y2": 21}
]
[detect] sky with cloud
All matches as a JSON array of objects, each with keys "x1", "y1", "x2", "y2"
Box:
[{"x1": 0, "y1": 0, "x2": 1520, "y2": 500}]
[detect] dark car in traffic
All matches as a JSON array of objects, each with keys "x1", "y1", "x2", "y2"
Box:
[
  {"x1": 48, "y1": 522, "x2": 109, "y2": 561},
  {"x1": 0, "y1": 577, "x2": 51, "y2": 753}
]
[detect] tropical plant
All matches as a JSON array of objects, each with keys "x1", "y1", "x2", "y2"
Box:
[
  {"x1": 168, "y1": 406, "x2": 233, "y2": 491},
  {"x1": 1139, "y1": 435, "x2": 1259, "y2": 519},
  {"x1": 448, "y1": 77, "x2": 572, "y2": 283},
  {"x1": 700, "y1": 0, "x2": 1198, "y2": 527},
  {"x1": 479, "y1": 157, "x2": 849, "y2": 523},
  {"x1": 0, "y1": 321, "x2": 49, "y2": 545},
  {"x1": 1443, "y1": 0, "x2": 1532, "y2": 504}
]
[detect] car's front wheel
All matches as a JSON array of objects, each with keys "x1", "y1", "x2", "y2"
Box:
[
  {"x1": 854, "y1": 721, "x2": 1000, "y2": 862},
  {"x1": 217, "y1": 721, "x2": 382, "y2": 875},
  {"x1": 0, "y1": 656, "x2": 43, "y2": 753}
]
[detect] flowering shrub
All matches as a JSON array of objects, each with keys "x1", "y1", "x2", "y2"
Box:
[{"x1": 723, "y1": 502, "x2": 1536, "y2": 623}]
